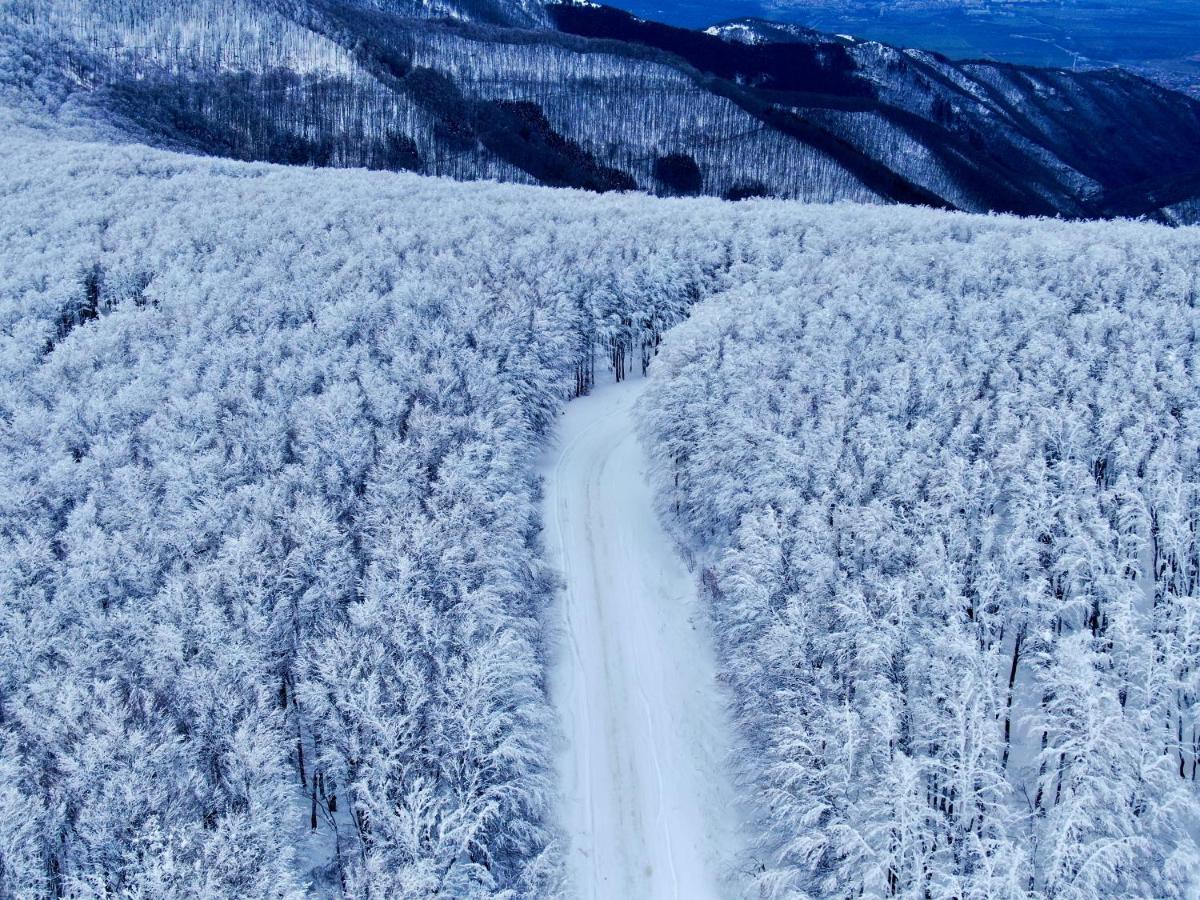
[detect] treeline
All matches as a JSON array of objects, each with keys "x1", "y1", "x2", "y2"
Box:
[{"x1": 640, "y1": 212, "x2": 1200, "y2": 896}]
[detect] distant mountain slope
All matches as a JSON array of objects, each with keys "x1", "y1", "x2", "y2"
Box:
[
  {"x1": 550, "y1": 6, "x2": 1200, "y2": 216},
  {"x1": 2, "y1": 0, "x2": 1198, "y2": 218},
  {"x1": 1097, "y1": 166, "x2": 1200, "y2": 225}
]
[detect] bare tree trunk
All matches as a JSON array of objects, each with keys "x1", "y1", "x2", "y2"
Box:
[
  {"x1": 1002, "y1": 627, "x2": 1024, "y2": 770},
  {"x1": 1034, "y1": 692, "x2": 1050, "y2": 812}
]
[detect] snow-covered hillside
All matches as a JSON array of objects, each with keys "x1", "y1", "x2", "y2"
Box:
[{"x1": 0, "y1": 120, "x2": 1197, "y2": 897}]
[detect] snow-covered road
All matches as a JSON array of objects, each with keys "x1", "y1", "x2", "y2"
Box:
[{"x1": 543, "y1": 377, "x2": 744, "y2": 900}]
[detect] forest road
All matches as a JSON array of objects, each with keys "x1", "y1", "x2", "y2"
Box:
[{"x1": 542, "y1": 376, "x2": 744, "y2": 900}]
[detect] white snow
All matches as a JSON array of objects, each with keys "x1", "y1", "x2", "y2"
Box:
[
  {"x1": 543, "y1": 376, "x2": 745, "y2": 900},
  {"x1": 704, "y1": 23, "x2": 764, "y2": 45}
]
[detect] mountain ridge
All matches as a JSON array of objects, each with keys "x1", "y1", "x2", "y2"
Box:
[{"x1": 2, "y1": 0, "x2": 1198, "y2": 220}]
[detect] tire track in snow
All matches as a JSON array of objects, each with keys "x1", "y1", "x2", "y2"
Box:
[
  {"x1": 612, "y1": 475, "x2": 680, "y2": 900},
  {"x1": 550, "y1": 410, "x2": 609, "y2": 896}
]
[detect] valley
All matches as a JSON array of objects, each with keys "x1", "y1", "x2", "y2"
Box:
[{"x1": 618, "y1": 0, "x2": 1200, "y2": 97}]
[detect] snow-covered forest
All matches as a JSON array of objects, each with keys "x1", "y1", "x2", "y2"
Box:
[
  {"x1": 0, "y1": 126, "x2": 732, "y2": 896},
  {"x1": 640, "y1": 218, "x2": 1200, "y2": 897},
  {"x1": 1, "y1": 108, "x2": 1198, "y2": 897}
]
